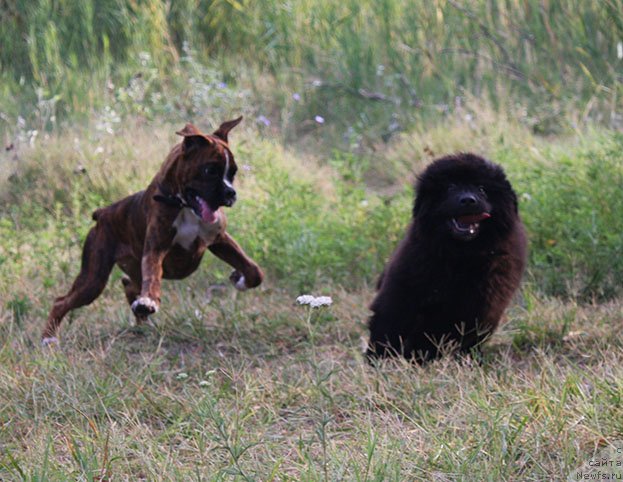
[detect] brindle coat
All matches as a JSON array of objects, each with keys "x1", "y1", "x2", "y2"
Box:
[{"x1": 43, "y1": 117, "x2": 263, "y2": 343}]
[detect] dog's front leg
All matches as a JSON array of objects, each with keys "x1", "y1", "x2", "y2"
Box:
[
  {"x1": 209, "y1": 232, "x2": 263, "y2": 291},
  {"x1": 131, "y1": 235, "x2": 170, "y2": 317}
]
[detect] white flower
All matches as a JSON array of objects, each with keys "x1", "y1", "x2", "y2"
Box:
[
  {"x1": 176, "y1": 372, "x2": 189, "y2": 380},
  {"x1": 297, "y1": 295, "x2": 315, "y2": 305},
  {"x1": 310, "y1": 296, "x2": 332, "y2": 307},
  {"x1": 297, "y1": 295, "x2": 333, "y2": 308},
  {"x1": 314, "y1": 115, "x2": 325, "y2": 124},
  {"x1": 199, "y1": 380, "x2": 210, "y2": 387}
]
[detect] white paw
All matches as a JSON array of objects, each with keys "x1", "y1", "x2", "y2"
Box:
[
  {"x1": 234, "y1": 275, "x2": 248, "y2": 291},
  {"x1": 131, "y1": 296, "x2": 159, "y2": 315},
  {"x1": 41, "y1": 336, "x2": 60, "y2": 347}
]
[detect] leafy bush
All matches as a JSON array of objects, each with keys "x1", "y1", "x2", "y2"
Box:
[
  {"x1": 2, "y1": 124, "x2": 622, "y2": 301},
  {"x1": 502, "y1": 133, "x2": 623, "y2": 300}
]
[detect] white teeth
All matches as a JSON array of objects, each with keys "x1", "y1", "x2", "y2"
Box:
[{"x1": 452, "y1": 219, "x2": 479, "y2": 234}]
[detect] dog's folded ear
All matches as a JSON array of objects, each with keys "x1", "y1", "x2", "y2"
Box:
[
  {"x1": 176, "y1": 123, "x2": 213, "y2": 154},
  {"x1": 176, "y1": 123, "x2": 203, "y2": 138},
  {"x1": 213, "y1": 116, "x2": 243, "y2": 143}
]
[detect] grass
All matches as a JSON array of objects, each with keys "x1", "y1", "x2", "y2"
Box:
[
  {"x1": 1, "y1": 1, "x2": 623, "y2": 478},
  {"x1": 1, "y1": 114, "x2": 623, "y2": 479},
  {"x1": 1, "y1": 0, "x2": 622, "y2": 139}
]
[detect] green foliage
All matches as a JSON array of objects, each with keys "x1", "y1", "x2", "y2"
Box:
[
  {"x1": 226, "y1": 144, "x2": 409, "y2": 291},
  {"x1": 6, "y1": 294, "x2": 31, "y2": 326},
  {"x1": 1, "y1": 0, "x2": 622, "y2": 136},
  {"x1": 502, "y1": 133, "x2": 623, "y2": 300},
  {"x1": 2, "y1": 126, "x2": 623, "y2": 300}
]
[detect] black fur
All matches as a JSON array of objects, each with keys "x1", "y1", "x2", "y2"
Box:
[{"x1": 366, "y1": 153, "x2": 527, "y2": 364}]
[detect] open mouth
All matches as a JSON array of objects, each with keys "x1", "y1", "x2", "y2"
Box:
[
  {"x1": 449, "y1": 212, "x2": 491, "y2": 240},
  {"x1": 187, "y1": 193, "x2": 218, "y2": 223}
]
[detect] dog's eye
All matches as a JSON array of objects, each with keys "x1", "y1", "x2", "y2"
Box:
[
  {"x1": 447, "y1": 183, "x2": 457, "y2": 192},
  {"x1": 478, "y1": 185, "x2": 487, "y2": 195},
  {"x1": 203, "y1": 165, "x2": 217, "y2": 177}
]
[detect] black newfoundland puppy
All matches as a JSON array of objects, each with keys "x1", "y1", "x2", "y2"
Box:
[{"x1": 367, "y1": 153, "x2": 527, "y2": 364}]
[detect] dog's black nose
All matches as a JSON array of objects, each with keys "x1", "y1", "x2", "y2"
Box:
[
  {"x1": 224, "y1": 186, "x2": 237, "y2": 202},
  {"x1": 459, "y1": 193, "x2": 477, "y2": 205}
]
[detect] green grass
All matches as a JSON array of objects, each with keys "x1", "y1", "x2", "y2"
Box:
[
  {"x1": 1, "y1": 1, "x2": 623, "y2": 478},
  {"x1": 1, "y1": 0, "x2": 622, "y2": 139},
  {"x1": 1, "y1": 116, "x2": 623, "y2": 479}
]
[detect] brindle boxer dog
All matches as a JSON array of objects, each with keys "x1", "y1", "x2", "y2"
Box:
[{"x1": 42, "y1": 117, "x2": 263, "y2": 345}]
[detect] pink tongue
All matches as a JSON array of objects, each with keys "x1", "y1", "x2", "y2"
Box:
[
  {"x1": 457, "y1": 212, "x2": 491, "y2": 224},
  {"x1": 197, "y1": 197, "x2": 216, "y2": 223}
]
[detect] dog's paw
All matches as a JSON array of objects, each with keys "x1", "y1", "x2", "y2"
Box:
[
  {"x1": 41, "y1": 336, "x2": 60, "y2": 348},
  {"x1": 131, "y1": 296, "x2": 159, "y2": 316},
  {"x1": 229, "y1": 271, "x2": 248, "y2": 291}
]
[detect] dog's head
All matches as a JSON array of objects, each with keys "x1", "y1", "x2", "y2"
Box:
[
  {"x1": 160, "y1": 117, "x2": 243, "y2": 223},
  {"x1": 413, "y1": 153, "x2": 518, "y2": 243}
]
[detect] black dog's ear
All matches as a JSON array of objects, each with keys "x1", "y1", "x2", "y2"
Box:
[
  {"x1": 176, "y1": 123, "x2": 213, "y2": 153},
  {"x1": 412, "y1": 176, "x2": 426, "y2": 218},
  {"x1": 412, "y1": 198, "x2": 422, "y2": 218},
  {"x1": 213, "y1": 116, "x2": 243, "y2": 143},
  {"x1": 511, "y1": 189, "x2": 519, "y2": 214}
]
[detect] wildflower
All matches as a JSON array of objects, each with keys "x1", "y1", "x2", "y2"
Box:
[
  {"x1": 199, "y1": 380, "x2": 210, "y2": 387},
  {"x1": 176, "y1": 372, "x2": 189, "y2": 380},
  {"x1": 257, "y1": 115, "x2": 271, "y2": 127},
  {"x1": 292, "y1": 92, "x2": 301, "y2": 101},
  {"x1": 314, "y1": 115, "x2": 325, "y2": 124},
  {"x1": 297, "y1": 295, "x2": 333, "y2": 308},
  {"x1": 310, "y1": 296, "x2": 332, "y2": 307},
  {"x1": 296, "y1": 295, "x2": 315, "y2": 305},
  {"x1": 138, "y1": 51, "x2": 151, "y2": 66}
]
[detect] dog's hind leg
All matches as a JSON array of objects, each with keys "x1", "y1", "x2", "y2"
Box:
[{"x1": 42, "y1": 225, "x2": 116, "y2": 345}]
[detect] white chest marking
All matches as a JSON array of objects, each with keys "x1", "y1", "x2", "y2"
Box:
[{"x1": 172, "y1": 208, "x2": 222, "y2": 250}]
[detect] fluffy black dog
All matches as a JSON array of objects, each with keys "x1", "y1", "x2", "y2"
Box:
[{"x1": 366, "y1": 153, "x2": 527, "y2": 363}]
